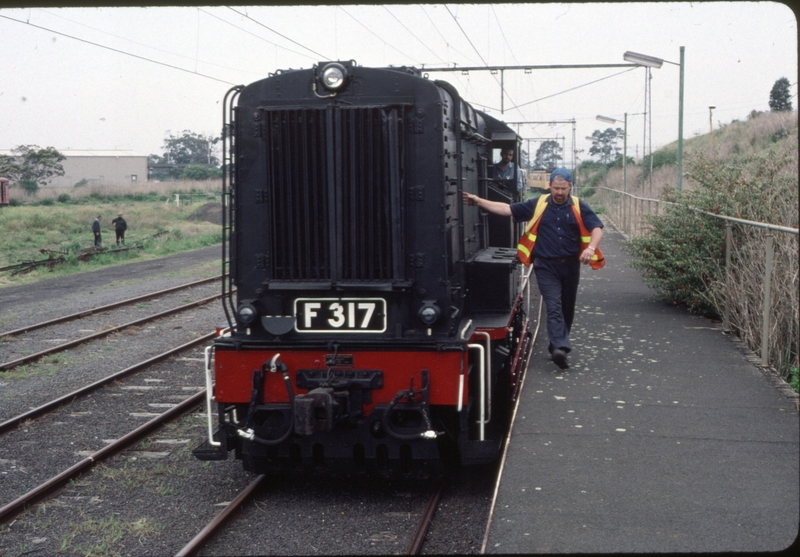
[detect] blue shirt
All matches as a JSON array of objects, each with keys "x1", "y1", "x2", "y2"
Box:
[
  {"x1": 494, "y1": 161, "x2": 524, "y2": 191},
  {"x1": 510, "y1": 196, "x2": 604, "y2": 259}
]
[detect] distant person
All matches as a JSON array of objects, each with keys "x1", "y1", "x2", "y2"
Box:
[
  {"x1": 111, "y1": 212, "x2": 127, "y2": 246},
  {"x1": 462, "y1": 168, "x2": 604, "y2": 370},
  {"x1": 92, "y1": 215, "x2": 102, "y2": 247},
  {"x1": 493, "y1": 147, "x2": 524, "y2": 192}
]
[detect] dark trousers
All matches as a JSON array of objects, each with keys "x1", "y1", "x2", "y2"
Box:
[
  {"x1": 533, "y1": 257, "x2": 581, "y2": 353},
  {"x1": 94, "y1": 233, "x2": 102, "y2": 247},
  {"x1": 115, "y1": 230, "x2": 125, "y2": 245}
]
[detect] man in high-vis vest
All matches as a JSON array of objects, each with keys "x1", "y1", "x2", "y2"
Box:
[{"x1": 462, "y1": 168, "x2": 604, "y2": 370}]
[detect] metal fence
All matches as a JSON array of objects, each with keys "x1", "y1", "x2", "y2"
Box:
[{"x1": 598, "y1": 185, "x2": 799, "y2": 372}]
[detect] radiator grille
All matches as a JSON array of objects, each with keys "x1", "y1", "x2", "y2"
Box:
[{"x1": 262, "y1": 106, "x2": 405, "y2": 283}]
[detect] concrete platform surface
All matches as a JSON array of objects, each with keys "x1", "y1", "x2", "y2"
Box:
[{"x1": 485, "y1": 228, "x2": 799, "y2": 554}]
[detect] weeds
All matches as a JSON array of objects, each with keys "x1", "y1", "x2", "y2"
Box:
[
  {"x1": 3, "y1": 355, "x2": 68, "y2": 380},
  {"x1": 58, "y1": 515, "x2": 162, "y2": 557}
]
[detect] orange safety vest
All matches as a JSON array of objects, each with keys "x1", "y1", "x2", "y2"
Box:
[{"x1": 516, "y1": 194, "x2": 605, "y2": 270}]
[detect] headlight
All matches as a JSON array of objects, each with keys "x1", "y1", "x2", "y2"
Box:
[
  {"x1": 320, "y1": 63, "x2": 347, "y2": 91},
  {"x1": 418, "y1": 301, "x2": 441, "y2": 326},
  {"x1": 236, "y1": 303, "x2": 257, "y2": 326}
]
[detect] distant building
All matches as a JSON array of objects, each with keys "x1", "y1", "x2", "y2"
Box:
[{"x1": 0, "y1": 149, "x2": 148, "y2": 188}]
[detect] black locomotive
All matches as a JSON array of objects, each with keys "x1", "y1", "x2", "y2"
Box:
[{"x1": 193, "y1": 61, "x2": 535, "y2": 475}]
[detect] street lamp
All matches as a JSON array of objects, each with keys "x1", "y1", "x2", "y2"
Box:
[
  {"x1": 622, "y1": 51, "x2": 663, "y2": 68},
  {"x1": 709, "y1": 105, "x2": 716, "y2": 141},
  {"x1": 623, "y1": 48, "x2": 685, "y2": 190}
]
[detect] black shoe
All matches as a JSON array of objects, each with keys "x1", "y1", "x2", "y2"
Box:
[{"x1": 552, "y1": 349, "x2": 569, "y2": 370}]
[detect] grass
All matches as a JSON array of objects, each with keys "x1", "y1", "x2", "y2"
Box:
[
  {"x1": 2, "y1": 354, "x2": 74, "y2": 381},
  {"x1": 0, "y1": 180, "x2": 222, "y2": 287},
  {"x1": 58, "y1": 515, "x2": 163, "y2": 557},
  {"x1": 49, "y1": 418, "x2": 202, "y2": 556}
]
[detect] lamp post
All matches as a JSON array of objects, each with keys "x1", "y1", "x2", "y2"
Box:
[
  {"x1": 623, "y1": 47, "x2": 685, "y2": 190},
  {"x1": 586, "y1": 135, "x2": 609, "y2": 205},
  {"x1": 597, "y1": 114, "x2": 628, "y2": 232},
  {"x1": 709, "y1": 105, "x2": 716, "y2": 142},
  {"x1": 596, "y1": 114, "x2": 627, "y2": 195}
]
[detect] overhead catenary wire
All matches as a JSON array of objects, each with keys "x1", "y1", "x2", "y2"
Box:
[
  {"x1": 383, "y1": 5, "x2": 445, "y2": 66},
  {"x1": 418, "y1": 4, "x2": 480, "y2": 67},
  {"x1": 36, "y1": 7, "x2": 263, "y2": 77},
  {"x1": 0, "y1": 14, "x2": 237, "y2": 86},
  {"x1": 444, "y1": 4, "x2": 489, "y2": 67},
  {"x1": 225, "y1": 6, "x2": 331, "y2": 61},
  {"x1": 337, "y1": 6, "x2": 416, "y2": 63},
  {"x1": 199, "y1": 8, "x2": 318, "y2": 64},
  {"x1": 443, "y1": 5, "x2": 528, "y2": 120},
  {"x1": 510, "y1": 67, "x2": 639, "y2": 110}
]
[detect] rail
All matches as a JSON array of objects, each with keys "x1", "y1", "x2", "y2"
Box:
[{"x1": 597, "y1": 185, "x2": 798, "y2": 370}]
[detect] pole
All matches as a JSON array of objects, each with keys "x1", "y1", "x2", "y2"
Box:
[
  {"x1": 500, "y1": 69, "x2": 505, "y2": 114},
  {"x1": 723, "y1": 221, "x2": 732, "y2": 332},
  {"x1": 623, "y1": 113, "x2": 628, "y2": 195},
  {"x1": 761, "y1": 234, "x2": 774, "y2": 367},
  {"x1": 623, "y1": 113, "x2": 628, "y2": 233},
  {"x1": 709, "y1": 106, "x2": 715, "y2": 142},
  {"x1": 677, "y1": 46, "x2": 685, "y2": 191}
]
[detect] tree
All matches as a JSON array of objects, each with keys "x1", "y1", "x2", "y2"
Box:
[
  {"x1": 181, "y1": 164, "x2": 222, "y2": 180},
  {"x1": 533, "y1": 140, "x2": 563, "y2": 171},
  {"x1": 0, "y1": 145, "x2": 66, "y2": 187},
  {"x1": 768, "y1": 77, "x2": 793, "y2": 112},
  {"x1": 519, "y1": 148, "x2": 530, "y2": 171},
  {"x1": 151, "y1": 130, "x2": 220, "y2": 166},
  {"x1": 588, "y1": 128, "x2": 624, "y2": 163}
]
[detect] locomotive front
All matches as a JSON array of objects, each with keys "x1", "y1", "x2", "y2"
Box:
[{"x1": 194, "y1": 61, "x2": 532, "y2": 474}]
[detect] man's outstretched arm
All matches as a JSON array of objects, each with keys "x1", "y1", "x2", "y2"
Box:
[{"x1": 462, "y1": 192, "x2": 512, "y2": 217}]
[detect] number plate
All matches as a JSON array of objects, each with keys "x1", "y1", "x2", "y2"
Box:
[{"x1": 295, "y1": 298, "x2": 386, "y2": 333}]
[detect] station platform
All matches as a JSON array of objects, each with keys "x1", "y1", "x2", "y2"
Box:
[{"x1": 484, "y1": 227, "x2": 799, "y2": 553}]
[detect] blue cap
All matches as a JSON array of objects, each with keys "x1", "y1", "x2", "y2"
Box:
[{"x1": 549, "y1": 168, "x2": 572, "y2": 183}]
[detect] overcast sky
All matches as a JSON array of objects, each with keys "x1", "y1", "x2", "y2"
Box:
[{"x1": 1, "y1": 2, "x2": 796, "y2": 165}]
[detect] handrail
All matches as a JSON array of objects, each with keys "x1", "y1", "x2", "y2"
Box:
[{"x1": 598, "y1": 186, "x2": 798, "y2": 235}]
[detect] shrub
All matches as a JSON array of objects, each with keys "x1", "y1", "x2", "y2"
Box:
[
  {"x1": 19, "y1": 179, "x2": 39, "y2": 196},
  {"x1": 641, "y1": 149, "x2": 678, "y2": 180},
  {"x1": 623, "y1": 191, "x2": 725, "y2": 316},
  {"x1": 180, "y1": 165, "x2": 221, "y2": 181},
  {"x1": 57, "y1": 193, "x2": 71, "y2": 203},
  {"x1": 39, "y1": 198, "x2": 55, "y2": 206},
  {"x1": 790, "y1": 367, "x2": 800, "y2": 393}
]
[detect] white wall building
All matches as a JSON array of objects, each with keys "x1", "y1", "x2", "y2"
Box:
[{"x1": 0, "y1": 149, "x2": 148, "y2": 188}]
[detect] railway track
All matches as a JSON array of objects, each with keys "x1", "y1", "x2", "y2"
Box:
[
  {"x1": 0, "y1": 281, "x2": 225, "y2": 524},
  {"x1": 174, "y1": 477, "x2": 446, "y2": 556},
  {"x1": 0, "y1": 276, "x2": 220, "y2": 339},
  {"x1": 0, "y1": 389, "x2": 207, "y2": 523},
  {"x1": 0, "y1": 276, "x2": 222, "y2": 372},
  {"x1": 0, "y1": 333, "x2": 214, "y2": 435}
]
